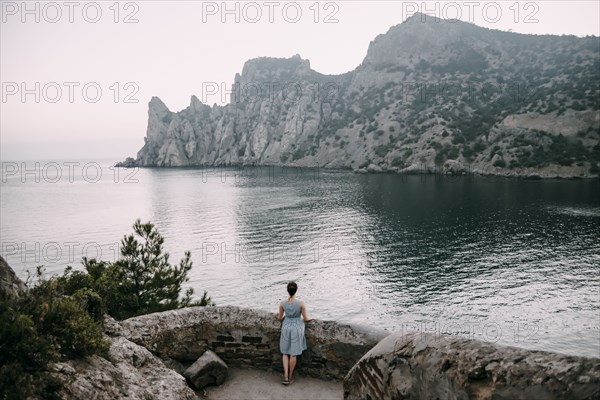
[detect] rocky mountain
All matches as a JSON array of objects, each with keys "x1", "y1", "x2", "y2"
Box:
[{"x1": 122, "y1": 13, "x2": 600, "y2": 178}]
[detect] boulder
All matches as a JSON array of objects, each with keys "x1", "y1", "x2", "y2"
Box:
[
  {"x1": 115, "y1": 157, "x2": 137, "y2": 168},
  {"x1": 184, "y1": 350, "x2": 228, "y2": 389},
  {"x1": 56, "y1": 336, "x2": 198, "y2": 400},
  {"x1": 443, "y1": 159, "x2": 467, "y2": 175},
  {"x1": 366, "y1": 164, "x2": 383, "y2": 173},
  {"x1": 343, "y1": 332, "x2": 600, "y2": 400}
]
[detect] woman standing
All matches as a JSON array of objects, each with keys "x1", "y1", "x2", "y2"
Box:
[{"x1": 277, "y1": 281, "x2": 312, "y2": 385}]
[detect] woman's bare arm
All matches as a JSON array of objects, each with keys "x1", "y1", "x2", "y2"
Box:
[
  {"x1": 301, "y1": 301, "x2": 312, "y2": 322},
  {"x1": 277, "y1": 303, "x2": 284, "y2": 321}
]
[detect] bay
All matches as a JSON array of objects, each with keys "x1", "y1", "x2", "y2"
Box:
[{"x1": 1, "y1": 160, "x2": 599, "y2": 357}]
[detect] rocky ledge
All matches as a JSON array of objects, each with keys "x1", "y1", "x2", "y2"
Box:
[
  {"x1": 2, "y1": 259, "x2": 598, "y2": 399},
  {"x1": 344, "y1": 332, "x2": 600, "y2": 400},
  {"x1": 112, "y1": 305, "x2": 386, "y2": 381},
  {"x1": 52, "y1": 306, "x2": 384, "y2": 399}
]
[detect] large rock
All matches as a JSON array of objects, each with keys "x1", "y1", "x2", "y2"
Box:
[
  {"x1": 184, "y1": 350, "x2": 228, "y2": 389},
  {"x1": 118, "y1": 305, "x2": 386, "y2": 380},
  {"x1": 443, "y1": 159, "x2": 468, "y2": 175},
  {"x1": 0, "y1": 255, "x2": 27, "y2": 296},
  {"x1": 343, "y1": 332, "x2": 600, "y2": 400},
  {"x1": 56, "y1": 336, "x2": 198, "y2": 400}
]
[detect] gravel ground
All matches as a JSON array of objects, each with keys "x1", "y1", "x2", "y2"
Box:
[{"x1": 201, "y1": 368, "x2": 343, "y2": 400}]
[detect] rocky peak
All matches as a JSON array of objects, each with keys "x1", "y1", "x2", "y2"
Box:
[
  {"x1": 361, "y1": 13, "x2": 477, "y2": 68},
  {"x1": 121, "y1": 17, "x2": 599, "y2": 178},
  {"x1": 236, "y1": 54, "x2": 312, "y2": 86},
  {"x1": 148, "y1": 96, "x2": 169, "y2": 114},
  {"x1": 145, "y1": 96, "x2": 173, "y2": 144},
  {"x1": 188, "y1": 95, "x2": 210, "y2": 115}
]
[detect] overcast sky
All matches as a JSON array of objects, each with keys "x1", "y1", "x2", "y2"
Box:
[{"x1": 1, "y1": 1, "x2": 599, "y2": 161}]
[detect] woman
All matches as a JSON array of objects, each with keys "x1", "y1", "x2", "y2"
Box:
[{"x1": 277, "y1": 281, "x2": 312, "y2": 385}]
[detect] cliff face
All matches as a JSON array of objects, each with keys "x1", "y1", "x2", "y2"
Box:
[{"x1": 127, "y1": 14, "x2": 600, "y2": 177}]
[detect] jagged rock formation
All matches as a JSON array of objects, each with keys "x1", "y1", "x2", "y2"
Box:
[
  {"x1": 123, "y1": 13, "x2": 600, "y2": 178},
  {"x1": 0, "y1": 255, "x2": 27, "y2": 296},
  {"x1": 343, "y1": 332, "x2": 600, "y2": 400},
  {"x1": 55, "y1": 335, "x2": 198, "y2": 400}
]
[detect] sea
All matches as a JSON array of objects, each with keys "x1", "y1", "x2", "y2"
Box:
[{"x1": 1, "y1": 159, "x2": 599, "y2": 357}]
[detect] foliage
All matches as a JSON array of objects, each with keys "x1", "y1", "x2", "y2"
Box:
[
  {"x1": 494, "y1": 159, "x2": 507, "y2": 168},
  {"x1": 509, "y1": 132, "x2": 597, "y2": 168},
  {"x1": 0, "y1": 220, "x2": 212, "y2": 398},
  {"x1": 61, "y1": 220, "x2": 212, "y2": 320},
  {"x1": 0, "y1": 269, "x2": 108, "y2": 400}
]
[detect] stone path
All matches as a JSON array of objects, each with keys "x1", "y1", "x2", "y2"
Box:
[{"x1": 201, "y1": 368, "x2": 343, "y2": 400}]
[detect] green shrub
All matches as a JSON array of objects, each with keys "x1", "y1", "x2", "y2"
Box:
[
  {"x1": 448, "y1": 146, "x2": 460, "y2": 160},
  {"x1": 375, "y1": 145, "x2": 389, "y2": 157},
  {"x1": 0, "y1": 270, "x2": 108, "y2": 400},
  {"x1": 0, "y1": 292, "x2": 61, "y2": 400},
  {"x1": 292, "y1": 148, "x2": 306, "y2": 161},
  {"x1": 0, "y1": 220, "x2": 213, "y2": 398}
]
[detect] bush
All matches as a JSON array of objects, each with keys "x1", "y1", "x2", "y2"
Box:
[
  {"x1": 0, "y1": 220, "x2": 212, "y2": 398},
  {"x1": 0, "y1": 270, "x2": 108, "y2": 400},
  {"x1": 0, "y1": 220, "x2": 212, "y2": 400},
  {"x1": 448, "y1": 146, "x2": 460, "y2": 160},
  {"x1": 25, "y1": 277, "x2": 109, "y2": 359},
  {"x1": 391, "y1": 157, "x2": 404, "y2": 168},
  {"x1": 76, "y1": 220, "x2": 210, "y2": 320},
  {"x1": 494, "y1": 159, "x2": 507, "y2": 168},
  {"x1": 292, "y1": 148, "x2": 306, "y2": 161},
  {"x1": 375, "y1": 145, "x2": 389, "y2": 157}
]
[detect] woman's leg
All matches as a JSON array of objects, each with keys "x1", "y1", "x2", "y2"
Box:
[
  {"x1": 289, "y1": 355, "x2": 297, "y2": 381},
  {"x1": 282, "y1": 355, "x2": 289, "y2": 380}
]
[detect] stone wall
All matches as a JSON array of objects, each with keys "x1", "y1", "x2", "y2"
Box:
[
  {"x1": 343, "y1": 332, "x2": 600, "y2": 400},
  {"x1": 115, "y1": 305, "x2": 386, "y2": 381}
]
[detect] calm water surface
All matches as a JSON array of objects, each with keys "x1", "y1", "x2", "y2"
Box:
[{"x1": 1, "y1": 160, "x2": 599, "y2": 357}]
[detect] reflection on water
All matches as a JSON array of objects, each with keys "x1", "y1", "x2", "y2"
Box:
[{"x1": 1, "y1": 163, "x2": 599, "y2": 357}]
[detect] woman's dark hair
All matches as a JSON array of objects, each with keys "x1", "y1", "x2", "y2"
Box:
[{"x1": 287, "y1": 281, "x2": 297, "y2": 296}]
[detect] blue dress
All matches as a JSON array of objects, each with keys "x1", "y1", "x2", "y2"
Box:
[{"x1": 280, "y1": 298, "x2": 307, "y2": 356}]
